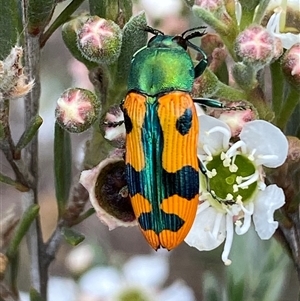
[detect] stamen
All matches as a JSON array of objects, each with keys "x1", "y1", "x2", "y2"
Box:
[
  {"x1": 221, "y1": 152, "x2": 233, "y2": 168},
  {"x1": 258, "y1": 181, "x2": 266, "y2": 190},
  {"x1": 207, "y1": 169, "x2": 217, "y2": 178},
  {"x1": 235, "y1": 203, "x2": 254, "y2": 235},
  {"x1": 229, "y1": 155, "x2": 238, "y2": 172},
  {"x1": 236, "y1": 176, "x2": 242, "y2": 184},
  {"x1": 207, "y1": 126, "x2": 231, "y2": 150},
  {"x1": 236, "y1": 195, "x2": 242, "y2": 202},
  {"x1": 226, "y1": 194, "x2": 233, "y2": 201},
  {"x1": 203, "y1": 144, "x2": 213, "y2": 157},
  {"x1": 222, "y1": 214, "x2": 233, "y2": 265},
  {"x1": 236, "y1": 170, "x2": 259, "y2": 188},
  {"x1": 226, "y1": 140, "x2": 245, "y2": 157},
  {"x1": 229, "y1": 163, "x2": 238, "y2": 172},
  {"x1": 248, "y1": 149, "x2": 256, "y2": 161}
]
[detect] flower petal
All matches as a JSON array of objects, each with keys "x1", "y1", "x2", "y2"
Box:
[
  {"x1": 199, "y1": 115, "x2": 231, "y2": 154},
  {"x1": 185, "y1": 205, "x2": 225, "y2": 250},
  {"x1": 253, "y1": 184, "x2": 285, "y2": 239},
  {"x1": 239, "y1": 120, "x2": 288, "y2": 167},
  {"x1": 266, "y1": 10, "x2": 300, "y2": 49},
  {"x1": 122, "y1": 253, "x2": 169, "y2": 288},
  {"x1": 158, "y1": 280, "x2": 196, "y2": 301},
  {"x1": 79, "y1": 266, "x2": 122, "y2": 298}
]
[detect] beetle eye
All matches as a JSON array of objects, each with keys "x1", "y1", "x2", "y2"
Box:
[
  {"x1": 173, "y1": 36, "x2": 187, "y2": 50},
  {"x1": 148, "y1": 35, "x2": 157, "y2": 44}
]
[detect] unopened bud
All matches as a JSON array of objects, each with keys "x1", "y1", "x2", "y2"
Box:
[
  {"x1": 55, "y1": 88, "x2": 100, "y2": 133},
  {"x1": 195, "y1": 0, "x2": 224, "y2": 12},
  {"x1": 235, "y1": 25, "x2": 276, "y2": 69},
  {"x1": 281, "y1": 43, "x2": 300, "y2": 90},
  {"x1": 217, "y1": 101, "x2": 256, "y2": 137},
  {"x1": 77, "y1": 16, "x2": 122, "y2": 64}
]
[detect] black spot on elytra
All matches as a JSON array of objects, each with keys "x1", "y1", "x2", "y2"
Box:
[
  {"x1": 123, "y1": 108, "x2": 133, "y2": 134},
  {"x1": 176, "y1": 108, "x2": 193, "y2": 135}
]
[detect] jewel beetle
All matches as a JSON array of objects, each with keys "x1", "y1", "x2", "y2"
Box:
[{"x1": 121, "y1": 26, "x2": 218, "y2": 250}]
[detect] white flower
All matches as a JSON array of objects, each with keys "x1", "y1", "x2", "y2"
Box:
[
  {"x1": 140, "y1": 0, "x2": 182, "y2": 19},
  {"x1": 65, "y1": 244, "x2": 95, "y2": 275},
  {"x1": 266, "y1": 0, "x2": 300, "y2": 49},
  {"x1": 185, "y1": 115, "x2": 288, "y2": 265},
  {"x1": 79, "y1": 252, "x2": 195, "y2": 301},
  {"x1": 20, "y1": 277, "x2": 78, "y2": 301}
]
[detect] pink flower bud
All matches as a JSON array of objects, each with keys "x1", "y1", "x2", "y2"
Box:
[
  {"x1": 77, "y1": 16, "x2": 122, "y2": 64},
  {"x1": 235, "y1": 25, "x2": 276, "y2": 69},
  {"x1": 282, "y1": 43, "x2": 300, "y2": 90},
  {"x1": 217, "y1": 101, "x2": 256, "y2": 137},
  {"x1": 195, "y1": 0, "x2": 223, "y2": 12},
  {"x1": 55, "y1": 88, "x2": 100, "y2": 133}
]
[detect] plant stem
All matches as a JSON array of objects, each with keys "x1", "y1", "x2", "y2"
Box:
[
  {"x1": 21, "y1": 0, "x2": 47, "y2": 298},
  {"x1": 40, "y1": 0, "x2": 85, "y2": 48},
  {"x1": 277, "y1": 87, "x2": 300, "y2": 130}
]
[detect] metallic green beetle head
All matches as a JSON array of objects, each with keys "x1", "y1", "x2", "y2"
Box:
[{"x1": 127, "y1": 26, "x2": 208, "y2": 96}]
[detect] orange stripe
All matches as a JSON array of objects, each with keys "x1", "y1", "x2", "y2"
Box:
[
  {"x1": 140, "y1": 229, "x2": 160, "y2": 250},
  {"x1": 131, "y1": 194, "x2": 161, "y2": 250},
  {"x1": 160, "y1": 194, "x2": 199, "y2": 249},
  {"x1": 123, "y1": 92, "x2": 146, "y2": 171},
  {"x1": 157, "y1": 91, "x2": 199, "y2": 173},
  {"x1": 130, "y1": 194, "x2": 152, "y2": 217}
]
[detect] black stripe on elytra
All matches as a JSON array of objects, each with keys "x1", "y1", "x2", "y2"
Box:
[
  {"x1": 125, "y1": 99, "x2": 199, "y2": 235},
  {"x1": 123, "y1": 108, "x2": 133, "y2": 134},
  {"x1": 126, "y1": 164, "x2": 199, "y2": 201},
  {"x1": 138, "y1": 211, "x2": 184, "y2": 232},
  {"x1": 176, "y1": 107, "x2": 193, "y2": 135}
]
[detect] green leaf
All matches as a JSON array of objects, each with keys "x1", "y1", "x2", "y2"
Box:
[
  {"x1": 89, "y1": 0, "x2": 118, "y2": 20},
  {"x1": 0, "y1": 0, "x2": 20, "y2": 59},
  {"x1": 0, "y1": 172, "x2": 29, "y2": 192},
  {"x1": 114, "y1": 12, "x2": 148, "y2": 91},
  {"x1": 6, "y1": 204, "x2": 40, "y2": 259},
  {"x1": 30, "y1": 288, "x2": 46, "y2": 301},
  {"x1": 61, "y1": 227, "x2": 85, "y2": 246},
  {"x1": 15, "y1": 115, "x2": 43, "y2": 157},
  {"x1": 27, "y1": 0, "x2": 56, "y2": 35},
  {"x1": 72, "y1": 208, "x2": 95, "y2": 226},
  {"x1": 54, "y1": 122, "x2": 72, "y2": 217},
  {"x1": 41, "y1": 0, "x2": 85, "y2": 47}
]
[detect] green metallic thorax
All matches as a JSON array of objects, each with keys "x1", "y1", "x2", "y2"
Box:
[{"x1": 127, "y1": 35, "x2": 195, "y2": 96}]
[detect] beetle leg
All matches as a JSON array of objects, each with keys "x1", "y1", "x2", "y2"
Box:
[
  {"x1": 193, "y1": 98, "x2": 251, "y2": 112},
  {"x1": 198, "y1": 158, "x2": 211, "y2": 192},
  {"x1": 103, "y1": 120, "x2": 124, "y2": 128},
  {"x1": 193, "y1": 97, "x2": 224, "y2": 108}
]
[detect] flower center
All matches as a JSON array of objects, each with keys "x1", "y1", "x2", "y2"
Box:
[{"x1": 205, "y1": 152, "x2": 258, "y2": 205}]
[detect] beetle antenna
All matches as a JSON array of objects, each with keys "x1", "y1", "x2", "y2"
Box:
[
  {"x1": 181, "y1": 26, "x2": 207, "y2": 39},
  {"x1": 184, "y1": 30, "x2": 206, "y2": 41},
  {"x1": 144, "y1": 26, "x2": 164, "y2": 36}
]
